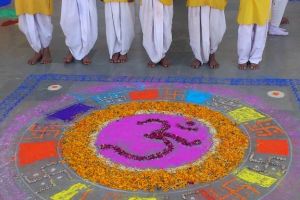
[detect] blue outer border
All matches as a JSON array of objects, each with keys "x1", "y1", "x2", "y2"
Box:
[{"x1": 0, "y1": 74, "x2": 300, "y2": 123}]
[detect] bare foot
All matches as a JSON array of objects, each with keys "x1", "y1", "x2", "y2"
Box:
[
  {"x1": 118, "y1": 54, "x2": 128, "y2": 63},
  {"x1": 249, "y1": 63, "x2": 259, "y2": 70},
  {"x1": 281, "y1": 17, "x2": 289, "y2": 25},
  {"x1": 148, "y1": 61, "x2": 156, "y2": 68},
  {"x1": 41, "y1": 47, "x2": 52, "y2": 64},
  {"x1": 159, "y1": 57, "x2": 170, "y2": 68},
  {"x1": 238, "y1": 63, "x2": 248, "y2": 70},
  {"x1": 110, "y1": 53, "x2": 120, "y2": 63},
  {"x1": 64, "y1": 51, "x2": 74, "y2": 64},
  {"x1": 28, "y1": 51, "x2": 42, "y2": 65},
  {"x1": 82, "y1": 56, "x2": 92, "y2": 65},
  {"x1": 208, "y1": 53, "x2": 219, "y2": 69},
  {"x1": 191, "y1": 59, "x2": 202, "y2": 69}
]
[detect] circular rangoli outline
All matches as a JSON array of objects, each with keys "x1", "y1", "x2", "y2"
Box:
[{"x1": 61, "y1": 101, "x2": 249, "y2": 191}]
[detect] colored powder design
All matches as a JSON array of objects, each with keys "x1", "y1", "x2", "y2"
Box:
[
  {"x1": 0, "y1": 0, "x2": 11, "y2": 7},
  {"x1": 18, "y1": 141, "x2": 58, "y2": 167},
  {"x1": 1, "y1": 19, "x2": 18, "y2": 27},
  {"x1": 185, "y1": 90, "x2": 212, "y2": 105},
  {"x1": 129, "y1": 89, "x2": 159, "y2": 101},
  {"x1": 236, "y1": 168, "x2": 277, "y2": 188},
  {"x1": 47, "y1": 103, "x2": 93, "y2": 122},
  {"x1": 50, "y1": 183, "x2": 88, "y2": 200},
  {"x1": 95, "y1": 113, "x2": 214, "y2": 169},
  {"x1": 256, "y1": 139, "x2": 289, "y2": 156},
  {"x1": 0, "y1": 9, "x2": 16, "y2": 19},
  {"x1": 128, "y1": 197, "x2": 157, "y2": 200}
]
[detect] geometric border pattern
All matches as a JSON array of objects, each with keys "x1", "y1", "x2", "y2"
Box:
[{"x1": 1, "y1": 73, "x2": 300, "y2": 123}]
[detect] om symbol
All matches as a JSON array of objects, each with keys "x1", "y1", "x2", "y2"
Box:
[{"x1": 98, "y1": 118, "x2": 202, "y2": 161}]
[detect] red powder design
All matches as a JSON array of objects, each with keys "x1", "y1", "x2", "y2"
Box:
[
  {"x1": 1, "y1": 20, "x2": 18, "y2": 27},
  {"x1": 256, "y1": 139, "x2": 289, "y2": 156},
  {"x1": 18, "y1": 141, "x2": 58, "y2": 167},
  {"x1": 129, "y1": 89, "x2": 159, "y2": 100}
]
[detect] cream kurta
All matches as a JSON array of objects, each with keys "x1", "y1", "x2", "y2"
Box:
[
  {"x1": 187, "y1": 1, "x2": 227, "y2": 63},
  {"x1": 18, "y1": 14, "x2": 53, "y2": 52},
  {"x1": 104, "y1": 2, "x2": 135, "y2": 58},
  {"x1": 16, "y1": 0, "x2": 53, "y2": 52},
  {"x1": 60, "y1": 0, "x2": 98, "y2": 60},
  {"x1": 271, "y1": 0, "x2": 288, "y2": 27},
  {"x1": 140, "y1": 0, "x2": 173, "y2": 63}
]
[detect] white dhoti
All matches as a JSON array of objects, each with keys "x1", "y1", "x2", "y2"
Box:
[
  {"x1": 60, "y1": 0, "x2": 98, "y2": 60},
  {"x1": 105, "y1": 2, "x2": 135, "y2": 59},
  {"x1": 140, "y1": 0, "x2": 173, "y2": 63},
  {"x1": 238, "y1": 24, "x2": 268, "y2": 64},
  {"x1": 271, "y1": 0, "x2": 288, "y2": 27},
  {"x1": 188, "y1": 6, "x2": 226, "y2": 63},
  {"x1": 18, "y1": 14, "x2": 53, "y2": 53}
]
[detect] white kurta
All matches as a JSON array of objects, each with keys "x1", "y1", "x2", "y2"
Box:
[
  {"x1": 271, "y1": 0, "x2": 288, "y2": 27},
  {"x1": 188, "y1": 6, "x2": 226, "y2": 63},
  {"x1": 237, "y1": 24, "x2": 268, "y2": 64},
  {"x1": 18, "y1": 14, "x2": 53, "y2": 53},
  {"x1": 105, "y1": 2, "x2": 135, "y2": 59},
  {"x1": 140, "y1": 0, "x2": 173, "y2": 63},
  {"x1": 60, "y1": 0, "x2": 98, "y2": 60}
]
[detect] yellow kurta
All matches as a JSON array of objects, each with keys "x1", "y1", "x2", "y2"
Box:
[
  {"x1": 187, "y1": 0, "x2": 227, "y2": 10},
  {"x1": 140, "y1": 0, "x2": 173, "y2": 6},
  {"x1": 103, "y1": 0, "x2": 134, "y2": 2},
  {"x1": 237, "y1": 0, "x2": 271, "y2": 25},
  {"x1": 15, "y1": 0, "x2": 53, "y2": 16},
  {"x1": 160, "y1": 0, "x2": 173, "y2": 5}
]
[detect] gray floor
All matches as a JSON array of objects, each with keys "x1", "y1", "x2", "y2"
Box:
[{"x1": 0, "y1": 1, "x2": 300, "y2": 100}]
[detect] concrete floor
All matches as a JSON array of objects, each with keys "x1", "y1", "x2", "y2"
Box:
[{"x1": 0, "y1": 1, "x2": 300, "y2": 100}]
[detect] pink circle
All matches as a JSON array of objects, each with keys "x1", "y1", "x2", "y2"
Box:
[{"x1": 95, "y1": 113, "x2": 214, "y2": 169}]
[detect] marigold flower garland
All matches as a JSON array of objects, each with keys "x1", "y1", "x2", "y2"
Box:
[{"x1": 61, "y1": 101, "x2": 248, "y2": 191}]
